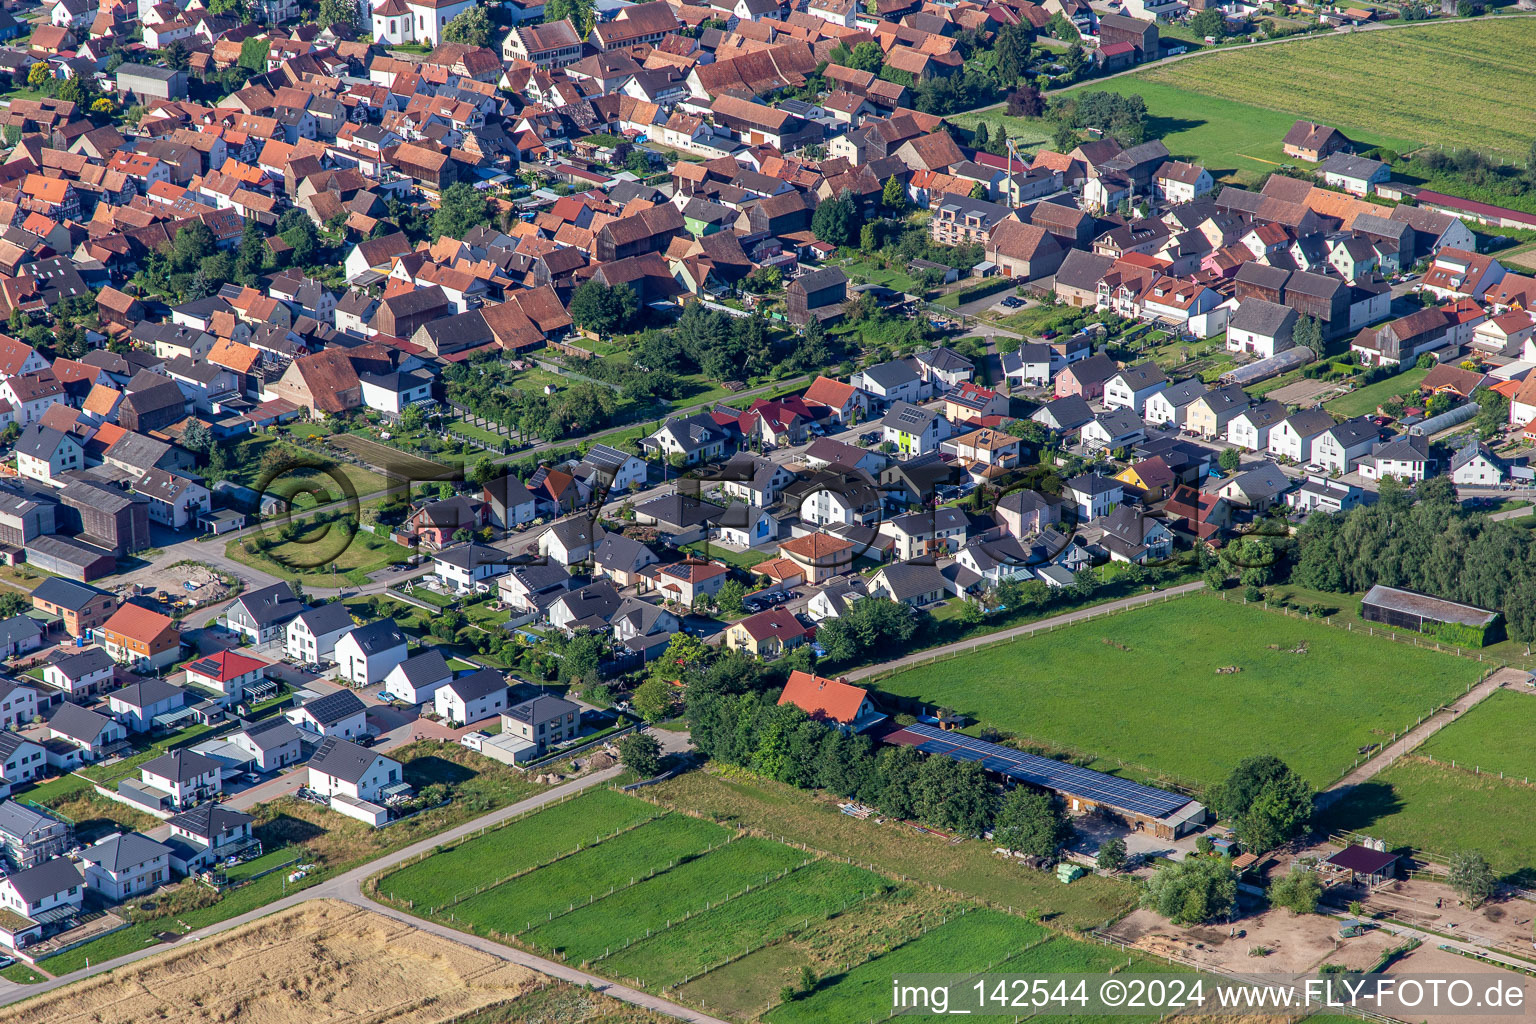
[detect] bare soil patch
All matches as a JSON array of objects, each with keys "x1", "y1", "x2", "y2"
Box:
[{"x1": 0, "y1": 900, "x2": 540, "y2": 1024}]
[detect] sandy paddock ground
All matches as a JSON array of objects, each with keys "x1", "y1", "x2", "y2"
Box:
[
  {"x1": 1105, "y1": 907, "x2": 1397, "y2": 975},
  {"x1": 0, "y1": 900, "x2": 540, "y2": 1024}
]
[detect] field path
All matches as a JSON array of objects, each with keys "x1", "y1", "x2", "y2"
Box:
[
  {"x1": 1315, "y1": 667, "x2": 1521, "y2": 809},
  {"x1": 0, "y1": 763, "x2": 725, "y2": 1024},
  {"x1": 842, "y1": 580, "x2": 1205, "y2": 683}
]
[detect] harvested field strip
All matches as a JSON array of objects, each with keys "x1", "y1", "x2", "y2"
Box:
[
  {"x1": 378, "y1": 788, "x2": 663, "y2": 907},
  {"x1": 449, "y1": 814, "x2": 732, "y2": 936},
  {"x1": 765, "y1": 908, "x2": 1045, "y2": 1024},
  {"x1": 1135, "y1": 21, "x2": 1536, "y2": 157},
  {"x1": 523, "y1": 836, "x2": 808, "y2": 964},
  {"x1": 598, "y1": 860, "x2": 895, "y2": 989}
]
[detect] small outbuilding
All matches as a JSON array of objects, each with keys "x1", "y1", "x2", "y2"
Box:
[
  {"x1": 1360, "y1": 585, "x2": 1500, "y2": 644},
  {"x1": 1323, "y1": 844, "x2": 1400, "y2": 887}
]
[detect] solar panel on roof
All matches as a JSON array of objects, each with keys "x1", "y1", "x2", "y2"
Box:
[{"x1": 901, "y1": 723, "x2": 1189, "y2": 819}]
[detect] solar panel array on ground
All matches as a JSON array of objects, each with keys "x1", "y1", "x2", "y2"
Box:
[{"x1": 892, "y1": 723, "x2": 1189, "y2": 819}]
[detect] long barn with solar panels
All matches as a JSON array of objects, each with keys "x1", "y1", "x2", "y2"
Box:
[{"x1": 885, "y1": 722, "x2": 1208, "y2": 839}]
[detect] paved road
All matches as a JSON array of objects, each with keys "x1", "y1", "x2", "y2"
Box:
[
  {"x1": 1315, "y1": 667, "x2": 1520, "y2": 810},
  {"x1": 0, "y1": 765, "x2": 729, "y2": 1022},
  {"x1": 842, "y1": 580, "x2": 1206, "y2": 682}
]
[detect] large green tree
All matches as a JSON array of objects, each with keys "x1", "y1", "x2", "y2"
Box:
[
  {"x1": 1141, "y1": 855, "x2": 1237, "y2": 925},
  {"x1": 441, "y1": 4, "x2": 493, "y2": 47},
  {"x1": 568, "y1": 280, "x2": 638, "y2": 335},
  {"x1": 993, "y1": 789, "x2": 1072, "y2": 860},
  {"x1": 811, "y1": 188, "x2": 859, "y2": 248},
  {"x1": 432, "y1": 182, "x2": 493, "y2": 239},
  {"x1": 1212, "y1": 755, "x2": 1313, "y2": 853}
]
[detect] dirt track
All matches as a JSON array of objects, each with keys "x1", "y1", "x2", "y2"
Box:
[{"x1": 0, "y1": 900, "x2": 539, "y2": 1024}]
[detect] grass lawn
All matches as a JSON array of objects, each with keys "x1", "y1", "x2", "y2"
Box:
[
  {"x1": 681, "y1": 542, "x2": 770, "y2": 570},
  {"x1": 1130, "y1": 19, "x2": 1536, "y2": 161},
  {"x1": 946, "y1": 108, "x2": 1055, "y2": 151},
  {"x1": 344, "y1": 593, "x2": 433, "y2": 633},
  {"x1": 226, "y1": 528, "x2": 412, "y2": 588},
  {"x1": 869, "y1": 595, "x2": 1484, "y2": 789},
  {"x1": 643, "y1": 770, "x2": 1136, "y2": 930},
  {"x1": 0, "y1": 963, "x2": 45, "y2": 984},
  {"x1": 1314, "y1": 756, "x2": 1536, "y2": 883},
  {"x1": 15, "y1": 772, "x2": 92, "y2": 805},
  {"x1": 1322, "y1": 367, "x2": 1431, "y2": 418},
  {"x1": 1417, "y1": 689, "x2": 1536, "y2": 781},
  {"x1": 225, "y1": 435, "x2": 389, "y2": 505},
  {"x1": 834, "y1": 258, "x2": 925, "y2": 296}
]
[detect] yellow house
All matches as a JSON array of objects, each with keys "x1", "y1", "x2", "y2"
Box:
[
  {"x1": 724, "y1": 607, "x2": 813, "y2": 659},
  {"x1": 1114, "y1": 456, "x2": 1176, "y2": 501}
]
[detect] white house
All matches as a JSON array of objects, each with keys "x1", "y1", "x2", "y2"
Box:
[
  {"x1": 1226, "y1": 299, "x2": 1297, "y2": 359},
  {"x1": 1268, "y1": 408, "x2": 1337, "y2": 464},
  {"x1": 1143, "y1": 379, "x2": 1206, "y2": 428},
  {"x1": 286, "y1": 689, "x2": 369, "y2": 741},
  {"x1": 332, "y1": 619, "x2": 409, "y2": 686},
  {"x1": 432, "y1": 542, "x2": 509, "y2": 593},
  {"x1": 1226, "y1": 400, "x2": 1288, "y2": 452},
  {"x1": 183, "y1": 649, "x2": 268, "y2": 704},
  {"x1": 578, "y1": 443, "x2": 650, "y2": 494},
  {"x1": 879, "y1": 402, "x2": 951, "y2": 456},
  {"x1": 0, "y1": 858, "x2": 83, "y2": 946},
  {"x1": 80, "y1": 832, "x2": 171, "y2": 901},
  {"x1": 383, "y1": 650, "x2": 454, "y2": 704},
  {"x1": 306, "y1": 736, "x2": 402, "y2": 804},
  {"x1": 1153, "y1": 161, "x2": 1213, "y2": 204},
  {"x1": 1102, "y1": 362, "x2": 1168, "y2": 414},
  {"x1": 850, "y1": 359, "x2": 928, "y2": 408},
  {"x1": 139, "y1": 750, "x2": 223, "y2": 811},
  {"x1": 285, "y1": 604, "x2": 357, "y2": 664},
  {"x1": 434, "y1": 669, "x2": 509, "y2": 727},
  {"x1": 1062, "y1": 474, "x2": 1123, "y2": 521},
  {"x1": 107, "y1": 679, "x2": 186, "y2": 733},
  {"x1": 1357, "y1": 435, "x2": 1433, "y2": 482},
  {"x1": 15, "y1": 425, "x2": 82, "y2": 488},
  {"x1": 0, "y1": 733, "x2": 46, "y2": 786},
  {"x1": 43, "y1": 647, "x2": 115, "y2": 697},
  {"x1": 228, "y1": 719, "x2": 305, "y2": 773},
  {"x1": 1310, "y1": 417, "x2": 1379, "y2": 474},
  {"x1": 1450, "y1": 442, "x2": 1507, "y2": 487}
]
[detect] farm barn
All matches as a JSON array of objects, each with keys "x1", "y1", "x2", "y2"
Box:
[
  {"x1": 883, "y1": 722, "x2": 1207, "y2": 839},
  {"x1": 1360, "y1": 585, "x2": 1500, "y2": 644}
]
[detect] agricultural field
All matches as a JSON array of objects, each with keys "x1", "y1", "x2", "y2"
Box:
[
  {"x1": 446, "y1": 815, "x2": 730, "y2": 935},
  {"x1": 1315, "y1": 756, "x2": 1536, "y2": 883},
  {"x1": 1131, "y1": 20, "x2": 1536, "y2": 161},
  {"x1": 522, "y1": 836, "x2": 807, "y2": 963},
  {"x1": 598, "y1": 860, "x2": 894, "y2": 989},
  {"x1": 765, "y1": 909, "x2": 1044, "y2": 1024},
  {"x1": 870, "y1": 596, "x2": 1484, "y2": 789},
  {"x1": 377, "y1": 788, "x2": 663, "y2": 907},
  {"x1": 1417, "y1": 689, "x2": 1536, "y2": 779}
]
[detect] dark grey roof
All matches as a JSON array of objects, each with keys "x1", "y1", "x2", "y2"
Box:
[
  {"x1": 83, "y1": 832, "x2": 170, "y2": 873},
  {"x1": 880, "y1": 400, "x2": 937, "y2": 431},
  {"x1": 1316, "y1": 151, "x2": 1387, "y2": 180},
  {"x1": 392, "y1": 650, "x2": 451, "y2": 686},
  {"x1": 341, "y1": 618, "x2": 407, "y2": 655},
  {"x1": 1053, "y1": 249, "x2": 1115, "y2": 291},
  {"x1": 5, "y1": 856, "x2": 83, "y2": 903},
  {"x1": 239, "y1": 717, "x2": 304, "y2": 750},
  {"x1": 167, "y1": 802, "x2": 252, "y2": 839},
  {"x1": 434, "y1": 542, "x2": 507, "y2": 572},
  {"x1": 111, "y1": 678, "x2": 183, "y2": 709},
  {"x1": 593, "y1": 532, "x2": 654, "y2": 573},
  {"x1": 1327, "y1": 416, "x2": 1379, "y2": 448},
  {"x1": 634, "y1": 492, "x2": 724, "y2": 529},
  {"x1": 1230, "y1": 298, "x2": 1297, "y2": 337},
  {"x1": 1032, "y1": 395, "x2": 1093, "y2": 431},
  {"x1": 292, "y1": 603, "x2": 355, "y2": 635},
  {"x1": 235, "y1": 582, "x2": 302, "y2": 628},
  {"x1": 15, "y1": 424, "x2": 73, "y2": 460},
  {"x1": 47, "y1": 701, "x2": 114, "y2": 743},
  {"x1": 308, "y1": 736, "x2": 388, "y2": 784},
  {"x1": 1282, "y1": 407, "x2": 1336, "y2": 437},
  {"x1": 300, "y1": 688, "x2": 367, "y2": 725},
  {"x1": 874, "y1": 560, "x2": 947, "y2": 600},
  {"x1": 0, "y1": 615, "x2": 42, "y2": 650},
  {"x1": 857, "y1": 359, "x2": 920, "y2": 390},
  {"x1": 0, "y1": 802, "x2": 62, "y2": 843},
  {"x1": 1065, "y1": 473, "x2": 1121, "y2": 496},
  {"x1": 443, "y1": 668, "x2": 506, "y2": 702},
  {"x1": 1156, "y1": 378, "x2": 1207, "y2": 408},
  {"x1": 1110, "y1": 361, "x2": 1166, "y2": 389},
  {"x1": 505, "y1": 693, "x2": 579, "y2": 725},
  {"x1": 142, "y1": 749, "x2": 220, "y2": 784}
]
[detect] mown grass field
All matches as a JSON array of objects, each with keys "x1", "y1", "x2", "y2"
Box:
[
  {"x1": 377, "y1": 788, "x2": 663, "y2": 906},
  {"x1": 1132, "y1": 20, "x2": 1536, "y2": 160},
  {"x1": 765, "y1": 909, "x2": 1044, "y2": 1024},
  {"x1": 1315, "y1": 756, "x2": 1536, "y2": 883},
  {"x1": 1417, "y1": 689, "x2": 1536, "y2": 779},
  {"x1": 449, "y1": 815, "x2": 730, "y2": 935},
  {"x1": 870, "y1": 596, "x2": 1484, "y2": 789},
  {"x1": 598, "y1": 861, "x2": 893, "y2": 988},
  {"x1": 522, "y1": 837, "x2": 807, "y2": 963},
  {"x1": 1322, "y1": 366, "x2": 1430, "y2": 418},
  {"x1": 1056, "y1": 78, "x2": 1418, "y2": 186}
]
